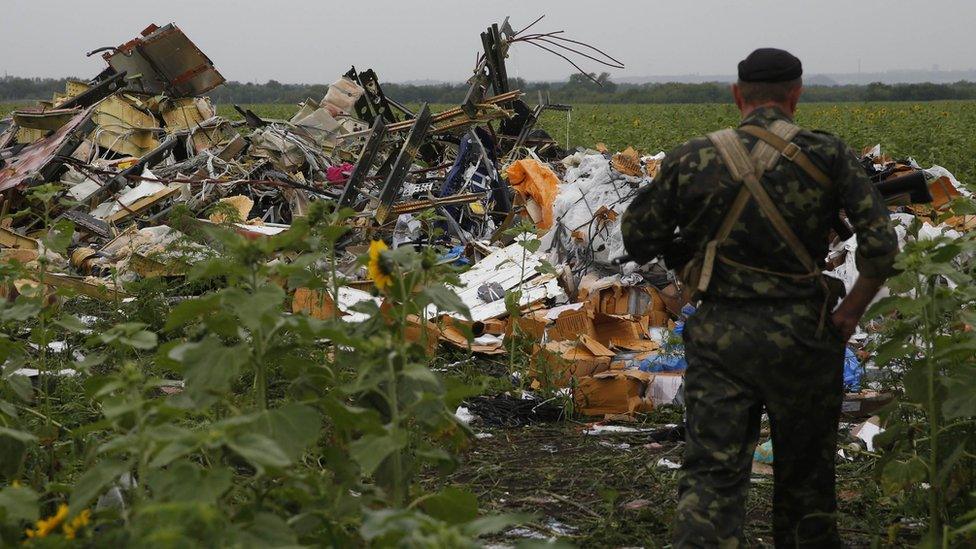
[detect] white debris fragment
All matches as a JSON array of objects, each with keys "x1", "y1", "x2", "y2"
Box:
[
  {"x1": 598, "y1": 441, "x2": 632, "y2": 450},
  {"x1": 583, "y1": 424, "x2": 656, "y2": 435},
  {"x1": 14, "y1": 368, "x2": 79, "y2": 378},
  {"x1": 657, "y1": 458, "x2": 682, "y2": 470},
  {"x1": 429, "y1": 241, "x2": 567, "y2": 322},
  {"x1": 852, "y1": 416, "x2": 884, "y2": 452},
  {"x1": 542, "y1": 153, "x2": 646, "y2": 265},
  {"x1": 454, "y1": 406, "x2": 476, "y2": 425}
]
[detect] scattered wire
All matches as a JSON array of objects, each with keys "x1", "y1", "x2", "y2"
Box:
[
  {"x1": 511, "y1": 15, "x2": 546, "y2": 38},
  {"x1": 506, "y1": 17, "x2": 624, "y2": 86},
  {"x1": 473, "y1": 15, "x2": 625, "y2": 87}
]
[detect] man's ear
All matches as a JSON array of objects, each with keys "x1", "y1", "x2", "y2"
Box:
[
  {"x1": 731, "y1": 83, "x2": 745, "y2": 111},
  {"x1": 788, "y1": 85, "x2": 803, "y2": 112}
]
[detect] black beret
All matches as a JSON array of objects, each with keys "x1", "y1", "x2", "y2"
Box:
[{"x1": 738, "y1": 48, "x2": 802, "y2": 83}]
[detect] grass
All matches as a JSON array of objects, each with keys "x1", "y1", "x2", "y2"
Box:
[{"x1": 535, "y1": 102, "x2": 975, "y2": 189}]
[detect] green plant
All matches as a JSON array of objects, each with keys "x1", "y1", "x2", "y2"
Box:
[
  {"x1": 0, "y1": 198, "x2": 522, "y2": 546},
  {"x1": 866, "y1": 209, "x2": 976, "y2": 546},
  {"x1": 502, "y1": 220, "x2": 557, "y2": 388}
]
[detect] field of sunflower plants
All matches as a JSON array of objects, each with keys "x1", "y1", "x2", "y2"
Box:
[
  {"x1": 2, "y1": 100, "x2": 973, "y2": 184},
  {"x1": 213, "y1": 100, "x2": 976, "y2": 187},
  {"x1": 0, "y1": 197, "x2": 528, "y2": 546}
]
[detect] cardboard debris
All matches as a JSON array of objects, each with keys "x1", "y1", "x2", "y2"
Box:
[
  {"x1": 548, "y1": 304, "x2": 596, "y2": 341},
  {"x1": 593, "y1": 313, "x2": 646, "y2": 347},
  {"x1": 293, "y1": 287, "x2": 340, "y2": 319},
  {"x1": 656, "y1": 283, "x2": 689, "y2": 317},
  {"x1": 532, "y1": 338, "x2": 612, "y2": 387},
  {"x1": 405, "y1": 315, "x2": 439, "y2": 356},
  {"x1": 506, "y1": 314, "x2": 548, "y2": 341},
  {"x1": 481, "y1": 318, "x2": 508, "y2": 335},
  {"x1": 578, "y1": 274, "x2": 657, "y2": 316},
  {"x1": 574, "y1": 369, "x2": 654, "y2": 417},
  {"x1": 609, "y1": 339, "x2": 659, "y2": 352},
  {"x1": 439, "y1": 317, "x2": 506, "y2": 355},
  {"x1": 209, "y1": 195, "x2": 255, "y2": 223},
  {"x1": 611, "y1": 147, "x2": 642, "y2": 177}
]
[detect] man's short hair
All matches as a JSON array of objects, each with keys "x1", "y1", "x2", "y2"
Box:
[{"x1": 736, "y1": 77, "x2": 802, "y2": 104}]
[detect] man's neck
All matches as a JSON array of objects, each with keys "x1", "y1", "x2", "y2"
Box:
[{"x1": 740, "y1": 102, "x2": 793, "y2": 120}]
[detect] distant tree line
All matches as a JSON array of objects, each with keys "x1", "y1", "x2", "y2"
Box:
[
  {"x1": 4, "y1": 74, "x2": 976, "y2": 105},
  {"x1": 0, "y1": 76, "x2": 76, "y2": 103}
]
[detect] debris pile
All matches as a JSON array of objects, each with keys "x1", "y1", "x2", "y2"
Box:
[{"x1": 1, "y1": 19, "x2": 972, "y2": 423}]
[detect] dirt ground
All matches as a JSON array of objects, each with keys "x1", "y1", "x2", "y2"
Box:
[{"x1": 429, "y1": 406, "x2": 914, "y2": 548}]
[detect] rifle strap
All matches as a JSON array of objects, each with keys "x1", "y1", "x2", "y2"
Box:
[
  {"x1": 750, "y1": 120, "x2": 800, "y2": 177},
  {"x1": 740, "y1": 122, "x2": 833, "y2": 189}
]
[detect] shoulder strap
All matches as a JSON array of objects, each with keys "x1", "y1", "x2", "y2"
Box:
[
  {"x1": 707, "y1": 128, "x2": 820, "y2": 276},
  {"x1": 714, "y1": 120, "x2": 800, "y2": 244},
  {"x1": 696, "y1": 185, "x2": 750, "y2": 292},
  {"x1": 739, "y1": 123, "x2": 832, "y2": 188},
  {"x1": 750, "y1": 120, "x2": 800, "y2": 178},
  {"x1": 691, "y1": 125, "x2": 802, "y2": 293}
]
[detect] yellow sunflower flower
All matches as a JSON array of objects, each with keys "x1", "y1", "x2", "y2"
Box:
[
  {"x1": 62, "y1": 509, "x2": 91, "y2": 540},
  {"x1": 367, "y1": 240, "x2": 392, "y2": 291},
  {"x1": 25, "y1": 503, "x2": 68, "y2": 539}
]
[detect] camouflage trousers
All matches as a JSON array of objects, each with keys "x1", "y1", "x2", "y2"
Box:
[{"x1": 672, "y1": 298, "x2": 846, "y2": 548}]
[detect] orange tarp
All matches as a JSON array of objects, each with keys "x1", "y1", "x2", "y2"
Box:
[{"x1": 506, "y1": 159, "x2": 559, "y2": 230}]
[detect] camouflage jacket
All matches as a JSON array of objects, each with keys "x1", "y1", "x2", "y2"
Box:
[{"x1": 621, "y1": 106, "x2": 898, "y2": 300}]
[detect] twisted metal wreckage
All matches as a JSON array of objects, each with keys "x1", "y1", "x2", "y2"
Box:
[{"x1": 0, "y1": 19, "x2": 972, "y2": 422}]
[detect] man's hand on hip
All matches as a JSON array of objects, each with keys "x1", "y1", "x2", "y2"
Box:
[{"x1": 831, "y1": 275, "x2": 887, "y2": 342}]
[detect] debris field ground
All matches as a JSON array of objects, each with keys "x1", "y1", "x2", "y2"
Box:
[{"x1": 422, "y1": 354, "x2": 918, "y2": 547}]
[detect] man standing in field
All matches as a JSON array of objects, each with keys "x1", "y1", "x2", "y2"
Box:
[{"x1": 621, "y1": 48, "x2": 898, "y2": 547}]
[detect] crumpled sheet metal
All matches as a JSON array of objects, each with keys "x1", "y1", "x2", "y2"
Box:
[
  {"x1": 106, "y1": 23, "x2": 225, "y2": 96},
  {"x1": 0, "y1": 106, "x2": 95, "y2": 193}
]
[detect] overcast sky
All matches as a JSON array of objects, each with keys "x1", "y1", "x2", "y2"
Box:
[{"x1": 1, "y1": 0, "x2": 973, "y2": 83}]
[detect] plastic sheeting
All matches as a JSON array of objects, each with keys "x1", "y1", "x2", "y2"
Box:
[
  {"x1": 541, "y1": 153, "x2": 649, "y2": 273},
  {"x1": 844, "y1": 346, "x2": 862, "y2": 392},
  {"x1": 827, "y1": 211, "x2": 965, "y2": 298}
]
